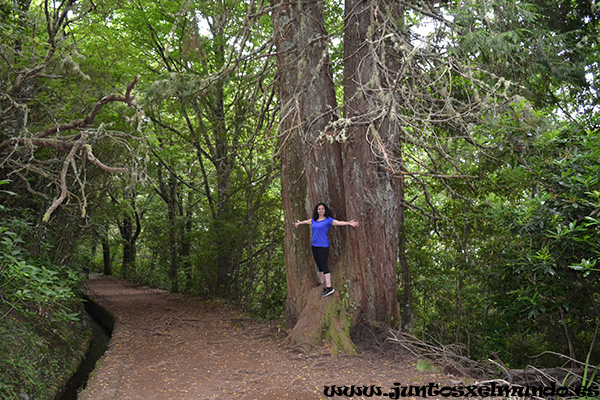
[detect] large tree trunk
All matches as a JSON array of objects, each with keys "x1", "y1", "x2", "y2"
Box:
[
  {"x1": 342, "y1": 0, "x2": 402, "y2": 329},
  {"x1": 274, "y1": 0, "x2": 404, "y2": 353},
  {"x1": 273, "y1": 0, "x2": 354, "y2": 353}
]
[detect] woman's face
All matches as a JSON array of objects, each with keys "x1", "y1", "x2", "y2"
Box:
[{"x1": 317, "y1": 205, "x2": 326, "y2": 217}]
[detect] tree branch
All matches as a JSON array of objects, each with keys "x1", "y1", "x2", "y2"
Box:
[
  {"x1": 83, "y1": 144, "x2": 128, "y2": 173},
  {"x1": 0, "y1": 76, "x2": 140, "y2": 155},
  {"x1": 42, "y1": 142, "x2": 81, "y2": 223}
]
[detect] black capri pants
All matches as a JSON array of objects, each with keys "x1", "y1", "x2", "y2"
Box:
[{"x1": 312, "y1": 246, "x2": 330, "y2": 274}]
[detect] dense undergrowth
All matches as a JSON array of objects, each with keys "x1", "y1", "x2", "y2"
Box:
[{"x1": 0, "y1": 185, "x2": 91, "y2": 400}]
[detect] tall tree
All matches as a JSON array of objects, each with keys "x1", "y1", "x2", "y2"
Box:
[
  {"x1": 139, "y1": 0, "x2": 278, "y2": 297},
  {"x1": 273, "y1": 0, "x2": 353, "y2": 351},
  {"x1": 341, "y1": 0, "x2": 403, "y2": 330},
  {"x1": 274, "y1": 0, "x2": 408, "y2": 352},
  {"x1": 273, "y1": 0, "x2": 530, "y2": 351}
]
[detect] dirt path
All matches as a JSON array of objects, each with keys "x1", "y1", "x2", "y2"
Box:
[{"x1": 79, "y1": 276, "x2": 453, "y2": 400}]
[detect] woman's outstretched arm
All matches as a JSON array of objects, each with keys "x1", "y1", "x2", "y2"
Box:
[
  {"x1": 332, "y1": 219, "x2": 359, "y2": 228},
  {"x1": 294, "y1": 218, "x2": 312, "y2": 227}
]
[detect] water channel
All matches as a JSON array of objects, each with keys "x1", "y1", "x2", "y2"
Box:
[{"x1": 56, "y1": 296, "x2": 114, "y2": 400}]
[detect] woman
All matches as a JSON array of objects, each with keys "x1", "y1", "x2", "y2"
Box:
[{"x1": 294, "y1": 203, "x2": 359, "y2": 297}]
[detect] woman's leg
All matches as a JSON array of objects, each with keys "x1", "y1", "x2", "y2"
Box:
[
  {"x1": 312, "y1": 246, "x2": 334, "y2": 295},
  {"x1": 324, "y1": 272, "x2": 331, "y2": 287},
  {"x1": 312, "y1": 246, "x2": 326, "y2": 285},
  {"x1": 312, "y1": 246, "x2": 330, "y2": 284},
  {"x1": 316, "y1": 247, "x2": 334, "y2": 296}
]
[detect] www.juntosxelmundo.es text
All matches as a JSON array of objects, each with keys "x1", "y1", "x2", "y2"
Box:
[{"x1": 323, "y1": 382, "x2": 599, "y2": 398}]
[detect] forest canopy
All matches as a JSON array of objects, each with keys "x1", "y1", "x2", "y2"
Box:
[{"x1": 1, "y1": 0, "x2": 599, "y2": 379}]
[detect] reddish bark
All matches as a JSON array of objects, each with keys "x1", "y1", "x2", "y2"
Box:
[
  {"x1": 342, "y1": 0, "x2": 402, "y2": 329},
  {"x1": 273, "y1": 0, "x2": 402, "y2": 352}
]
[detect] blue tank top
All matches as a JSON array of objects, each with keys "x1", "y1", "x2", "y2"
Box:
[{"x1": 312, "y1": 217, "x2": 334, "y2": 247}]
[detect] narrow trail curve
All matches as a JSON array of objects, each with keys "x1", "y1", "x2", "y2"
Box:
[{"x1": 79, "y1": 276, "x2": 450, "y2": 400}]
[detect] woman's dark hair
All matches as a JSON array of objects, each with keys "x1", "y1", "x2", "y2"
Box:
[{"x1": 313, "y1": 203, "x2": 332, "y2": 220}]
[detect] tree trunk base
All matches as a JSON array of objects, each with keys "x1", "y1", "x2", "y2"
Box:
[{"x1": 284, "y1": 288, "x2": 356, "y2": 356}]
